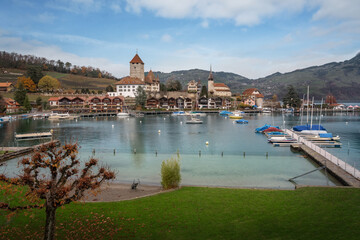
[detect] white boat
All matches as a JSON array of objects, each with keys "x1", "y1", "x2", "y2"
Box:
[
  {"x1": 117, "y1": 112, "x2": 130, "y2": 118},
  {"x1": 300, "y1": 130, "x2": 327, "y2": 135},
  {"x1": 172, "y1": 111, "x2": 186, "y2": 116},
  {"x1": 0, "y1": 116, "x2": 11, "y2": 122},
  {"x1": 268, "y1": 136, "x2": 297, "y2": 143},
  {"x1": 186, "y1": 117, "x2": 203, "y2": 124},
  {"x1": 262, "y1": 108, "x2": 272, "y2": 113},
  {"x1": 186, "y1": 111, "x2": 206, "y2": 117},
  {"x1": 48, "y1": 113, "x2": 71, "y2": 120}
]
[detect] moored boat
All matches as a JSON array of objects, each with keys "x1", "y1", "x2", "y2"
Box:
[
  {"x1": 117, "y1": 112, "x2": 130, "y2": 118},
  {"x1": 186, "y1": 117, "x2": 203, "y2": 124},
  {"x1": 235, "y1": 119, "x2": 248, "y2": 124}
]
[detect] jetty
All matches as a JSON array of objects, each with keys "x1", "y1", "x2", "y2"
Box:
[
  {"x1": 0, "y1": 140, "x2": 60, "y2": 163},
  {"x1": 15, "y1": 132, "x2": 52, "y2": 140},
  {"x1": 285, "y1": 129, "x2": 360, "y2": 187}
]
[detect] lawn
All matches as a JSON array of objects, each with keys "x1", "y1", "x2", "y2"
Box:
[{"x1": 1, "y1": 186, "x2": 359, "y2": 239}]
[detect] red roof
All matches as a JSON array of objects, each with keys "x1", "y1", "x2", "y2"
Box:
[
  {"x1": 213, "y1": 83, "x2": 229, "y2": 88},
  {"x1": 0, "y1": 82, "x2": 13, "y2": 87},
  {"x1": 243, "y1": 88, "x2": 257, "y2": 96},
  {"x1": 115, "y1": 76, "x2": 145, "y2": 85},
  {"x1": 145, "y1": 70, "x2": 156, "y2": 84},
  {"x1": 4, "y1": 98, "x2": 20, "y2": 106},
  {"x1": 48, "y1": 97, "x2": 60, "y2": 101},
  {"x1": 130, "y1": 54, "x2": 144, "y2": 64}
]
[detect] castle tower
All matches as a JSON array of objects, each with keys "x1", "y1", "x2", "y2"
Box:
[
  {"x1": 130, "y1": 53, "x2": 144, "y2": 81},
  {"x1": 208, "y1": 65, "x2": 214, "y2": 94}
]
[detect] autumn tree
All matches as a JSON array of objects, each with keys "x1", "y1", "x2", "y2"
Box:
[
  {"x1": 16, "y1": 76, "x2": 36, "y2": 92},
  {"x1": 0, "y1": 142, "x2": 116, "y2": 240},
  {"x1": 165, "y1": 79, "x2": 182, "y2": 91},
  {"x1": 38, "y1": 75, "x2": 61, "y2": 92}
]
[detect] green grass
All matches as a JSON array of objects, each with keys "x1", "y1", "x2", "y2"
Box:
[{"x1": 1, "y1": 186, "x2": 359, "y2": 239}]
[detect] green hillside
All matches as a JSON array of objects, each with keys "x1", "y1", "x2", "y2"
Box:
[
  {"x1": 0, "y1": 69, "x2": 117, "y2": 91},
  {"x1": 254, "y1": 53, "x2": 360, "y2": 100}
]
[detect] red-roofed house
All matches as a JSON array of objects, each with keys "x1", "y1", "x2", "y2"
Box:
[
  {"x1": 48, "y1": 97, "x2": 60, "y2": 107},
  {"x1": 0, "y1": 82, "x2": 14, "y2": 92},
  {"x1": 115, "y1": 76, "x2": 146, "y2": 98},
  {"x1": 242, "y1": 88, "x2": 264, "y2": 108},
  {"x1": 4, "y1": 98, "x2": 20, "y2": 113}
]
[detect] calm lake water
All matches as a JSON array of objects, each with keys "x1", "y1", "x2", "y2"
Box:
[{"x1": 1, "y1": 111, "x2": 359, "y2": 189}]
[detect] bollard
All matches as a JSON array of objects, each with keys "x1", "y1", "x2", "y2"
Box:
[
  {"x1": 134, "y1": 148, "x2": 137, "y2": 154},
  {"x1": 243, "y1": 152, "x2": 245, "y2": 158},
  {"x1": 266, "y1": 152, "x2": 268, "y2": 159},
  {"x1": 221, "y1": 152, "x2": 223, "y2": 157},
  {"x1": 113, "y1": 149, "x2": 116, "y2": 155},
  {"x1": 92, "y1": 149, "x2": 95, "y2": 155},
  {"x1": 199, "y1": 150, "x2": 201, "y2": 157},
  {"x1": 155, "y1": 150, "x2": 157, "y2": 156}
]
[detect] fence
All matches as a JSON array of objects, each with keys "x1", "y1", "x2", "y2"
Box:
[{"x1": 285, "y1": 129, "x2": 360, "y2": 180}]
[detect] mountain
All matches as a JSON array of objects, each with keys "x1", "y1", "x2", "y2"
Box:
[
  {"x1": 151, "y1": 69, "x2": 251, "y2": 93},
  {"x1": 253, "y1": 53, "x2": 360, "y2": 100},
  {"x1": 150, "y1": 53, "x2": 360, "y2": 101}
]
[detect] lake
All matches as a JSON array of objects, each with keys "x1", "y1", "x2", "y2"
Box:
[{"x1": 1, "y1": 111, "x2": 359, "y2": 189}]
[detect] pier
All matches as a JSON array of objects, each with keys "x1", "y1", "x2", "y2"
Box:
[
  {"x1": 0, "y1": 140, "x2": 60, "y2": 163},
  {"x1": 285, "y1": 129, "x2": 360, "y2": 187}
]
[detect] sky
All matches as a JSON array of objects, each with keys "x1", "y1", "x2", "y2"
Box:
[{"x1": 0, "y1": 0, "x2": 359, "y2": 79}]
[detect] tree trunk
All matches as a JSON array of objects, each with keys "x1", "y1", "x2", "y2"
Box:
[{"x1": 44, "y1": 201, "x2": 57, "y2": 240}]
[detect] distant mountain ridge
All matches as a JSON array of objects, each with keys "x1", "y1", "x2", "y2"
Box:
[{"x1": 150, "y1": 53, "x2": 360, "y2": 101}]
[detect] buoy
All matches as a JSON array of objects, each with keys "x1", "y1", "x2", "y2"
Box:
[
  {"x1": 50, "y1": 129, "x2": 53, "y2": 133},
  {"x1": 140, "y1": 120, "x2": 142, "y2": 123},
  {"x1": 57, "y1": 123, "x2": 59, "y2": 126},
  {"x1": 346, "y1": 122, "x2": 348, "y2": 125},
  {"x1": 232, "y1": 121, "x2": 235, "y2": 124},
  {"x1": 158, "y1": 130, "x2": 161, "y2": 133},
  {"x1": 112, "y1": 124, "x2": 114, "y2": 128},
  {"x1": 164, "y1": 118, "x2": 166, "y2": 120},
  {"x1": 206, "y1": 141, "x2": 209, "y2": 145},
  {"x1": 180, "y1": 121, "x2": 183, "y2": 124}
]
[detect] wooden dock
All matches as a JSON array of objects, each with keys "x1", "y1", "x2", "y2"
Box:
[
  {"x1": 0, "y1": 140, "x2": 60, "y2": 163},
  {"x1": 15, "y1": 132, "x2": 52, "y2": 140},
  {"x1": 291, "y1": 144, "x2": 360, "y2": 187}
]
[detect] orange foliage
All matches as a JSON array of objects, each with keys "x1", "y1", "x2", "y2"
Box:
[{"x1": 17, "y1": 76, "x2": 36, "y2": 92}]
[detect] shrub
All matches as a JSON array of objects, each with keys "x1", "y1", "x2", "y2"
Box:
[{"x1": 161, "y1": 157, "x2": 181, "y2": 189}]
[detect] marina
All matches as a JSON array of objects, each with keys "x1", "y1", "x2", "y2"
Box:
[{"x1": 1, "y1": 111, "x2": 359, "y2": 189}]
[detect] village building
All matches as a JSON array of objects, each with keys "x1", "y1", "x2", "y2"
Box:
[
  {"x1": 111, "y1": 53, "x2": 160, "y2": 97},
  {"x1": 207, "y1": 67, "x2": 231, "y2": 97},
  {"x1": 47, "y1": 95, "x2": 124, "y2": 113},
  {"x1": 0, "y1": 82, "x2": 14, "y2": 92},
  {"x1": 4, "y1": 98, "x2": 20, "y2": 113},
  {"x1": 241, "y1": 88, "x2": 264, "y2": 108},
  {"x1": 187, "y1": 80, "x2": 201, "y2": 94}
]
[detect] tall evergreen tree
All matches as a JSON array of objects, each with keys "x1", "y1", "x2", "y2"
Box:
[
  {"x1": 14, "y1": 83, "x2": 27, "y2": 106},
  {"x1": 282, "y1": 85, "x2": 301, "y2": 108},
  {"x1": 0, "y1": 94, "x2": 6, "y2": 113},
  {"x1": 135, "y1": 86, "x2": 147, "y2": 108},
  {"x1": 200, "y1": 86, "x2": 208, "y2": 98},
  {"x1": 26, "y1": 65, "x2": 44, "y2": 85},
  {"x1": 23, "y1": 95, "x2": 31, "y2": 112}
]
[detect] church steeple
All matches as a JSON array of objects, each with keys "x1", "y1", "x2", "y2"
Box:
[{"x1": 208, "y1": 65, "x2": 214, "y2": 81}]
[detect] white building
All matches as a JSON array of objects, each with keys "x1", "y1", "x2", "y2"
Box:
[
  {"x1": 207, "y1": 67, "x2": 231, "y2": 97},
  {"x1": 114, "y1": 77, "x2": 145, "y2": 98},
  {"x1": 112, "y1": 53, "x2": 159, "y2": 97}
]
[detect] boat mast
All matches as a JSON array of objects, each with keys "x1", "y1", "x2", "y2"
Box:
[
  {"x1": 319, "y1": 98, "x2": 323, "y2": 130},
  {"x1": 306, "y1": 85, "x2": 309, "y2": 124},
  {"x1": 310, "y1": 96, "x2": 314, "y2": 128}
]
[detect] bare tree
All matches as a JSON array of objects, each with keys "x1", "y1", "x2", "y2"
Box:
[{"x1": 0, "y1": 142, "x2": 116, "y2": 240}]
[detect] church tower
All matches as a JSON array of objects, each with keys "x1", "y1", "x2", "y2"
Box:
[
  {"x1": 208, "y1": 65, "x2": 214, "y2": 95},
  {"x1": 130, "y1": 53, "x2": 144, "y2": 82}
]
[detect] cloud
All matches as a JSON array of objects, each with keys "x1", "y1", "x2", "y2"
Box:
[
  {"x1": 110, "y1": 3, "x2": 121, "y2": 13},
  {"x1": 161, "y1": 34, "x2": 172, "y2": 42},
  {"x1": 200, "y1": 20, "x2": 209, "y2": 28},
  {"x1": 46, "y1": 0, "x2": 102, "y2": 14},
  {"x1": 125, "y1": 0, "x2": 307, "y2": 26},
  {"x1": 0, "y1": 34, "x2": 128, "y2": 77},
  {"x1": 36, "y1": 12, "x2": 57, "y2": 23},
  {"x1": 125, "y1": 0, "x2": 360, "y2": 26}
]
